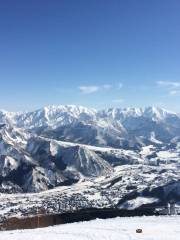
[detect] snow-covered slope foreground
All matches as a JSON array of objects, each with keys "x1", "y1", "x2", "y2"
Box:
[
  {"x1": 0, "y1": 105, "x2": 180, "y2": 217},
  {"x1": 1, "y1": 216, "x2": 180, "y2": 240}
]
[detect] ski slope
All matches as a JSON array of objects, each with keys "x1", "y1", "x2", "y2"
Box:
[{"x1": 1, "y1": 216, "x2": 180, "y2": 240}]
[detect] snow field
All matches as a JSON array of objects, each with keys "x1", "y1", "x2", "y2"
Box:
[{"x1": 0, "y1": 216, "x2": 180, "y2": 240}]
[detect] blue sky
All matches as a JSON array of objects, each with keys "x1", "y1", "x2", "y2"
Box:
[{"x1": 0, "y1": 0, "x2": 180, "y2": 112}]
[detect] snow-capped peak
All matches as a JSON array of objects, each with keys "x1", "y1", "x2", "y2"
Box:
[{"x1": 143, "y1": 106, "x2": 177, "y2": 121}]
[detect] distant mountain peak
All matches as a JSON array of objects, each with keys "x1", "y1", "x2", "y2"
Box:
[{"x1": 0, "y1": 104, "x2": 180, "y2": 195}]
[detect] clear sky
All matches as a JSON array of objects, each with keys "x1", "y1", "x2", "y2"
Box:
[{"x1": 0, "y1": 0, "x2": 180, "y2": 112}]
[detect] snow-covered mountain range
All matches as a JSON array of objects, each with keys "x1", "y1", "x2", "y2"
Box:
[
  {"x1": 1, "y1": 105, "x2": 180, "y2": 147},
  {"x1": 0, "y1": 105, "x2": 180, "y2": 218}
]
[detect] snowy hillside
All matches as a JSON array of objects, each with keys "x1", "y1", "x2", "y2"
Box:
[
  {"x1": 1, "y1": 216, "x2": 180, "y2": 240},
  {"x1": 0, "y1": 105, "x2": 180, "y2": 217}
]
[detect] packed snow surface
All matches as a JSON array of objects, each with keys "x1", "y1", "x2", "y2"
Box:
[{"x1": 1, "y1": 216, "x2": 180, "y2": 240}]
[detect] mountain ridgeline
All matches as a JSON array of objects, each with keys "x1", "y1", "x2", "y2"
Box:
[
  {"x1": 2, "y1": 105, "x2": 180, "y2": 147},
  {"x1": 0, "y1": 105, "x2": 180, "y2": 202}
]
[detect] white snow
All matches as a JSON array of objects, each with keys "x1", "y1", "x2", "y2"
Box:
[
  {"x1": 0, "y1": 216, "x2": 180, "y2": 240},
  {"x1": 118, "y1": 197, "x2": 159, "y2": 210},
  {"x1": 140, "y1": 145, "x2": 154, "y2": 156},
  {"x1": 157, "y1": 151, "x2": 179, "y2": 160}
]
